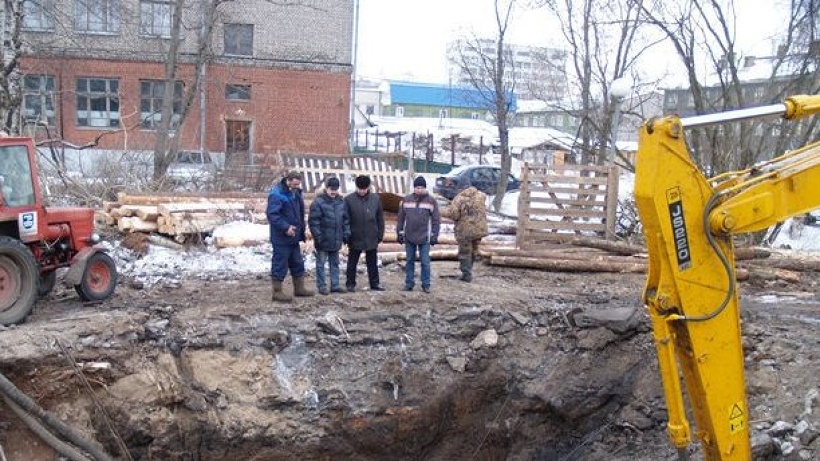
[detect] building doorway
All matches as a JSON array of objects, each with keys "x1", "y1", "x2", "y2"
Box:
[{"x1": 225, "y1": 120, "x2": 251, "y2": 166}]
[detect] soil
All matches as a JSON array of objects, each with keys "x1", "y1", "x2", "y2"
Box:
[{"x1": 0, "y1": 251, "x2": 818, "y2": 461}]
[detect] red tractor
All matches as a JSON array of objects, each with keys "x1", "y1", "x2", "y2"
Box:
[{"x1": 0, "y1": 136, "x2": 117, "y2": 325}]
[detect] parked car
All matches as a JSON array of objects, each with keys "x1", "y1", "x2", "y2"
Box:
[
  {"x1": 433, "y1": 165, "x2": 520, "y2": 200},
  {"x1": 167, "y1": 151, "x2": 218, "y2": 187}
]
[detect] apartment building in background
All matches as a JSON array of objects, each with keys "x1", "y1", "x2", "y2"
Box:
[
  {"x1": 446, "y1": 38, "x2": 568, "y2": 100},
  {"x1": 18, "y1": 0, "x2": 354, "y2": 164}
]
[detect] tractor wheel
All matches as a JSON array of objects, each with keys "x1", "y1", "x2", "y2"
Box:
[
  {"x1": 0, "y1": 236, "x2": 39, "y2": 325},
  {"x1": 74, "y1": 252, "x2": 118, "y2": 302},
  {"x1": 38, "y1": 270, "x2": 57, "y2": 298}
]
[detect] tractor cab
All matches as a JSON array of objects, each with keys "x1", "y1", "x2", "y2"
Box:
[{"x1": 0, "y1": 142, "x2": 37, "y2": 209}]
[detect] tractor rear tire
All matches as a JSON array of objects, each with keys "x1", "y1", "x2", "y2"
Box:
[
  {"x1": 38, "y1": 270, "x2": 57, "y2": 298},
  {"x1": 0, "y1": 236, "x2": 39, "y2": 325},
  {"x1": 74, "y1": 252, "x2": 117, "y2": 302}
]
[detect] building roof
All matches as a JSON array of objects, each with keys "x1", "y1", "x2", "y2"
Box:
[{"x1": 389, "y1": 81, "x2": 517, "y2": 111}]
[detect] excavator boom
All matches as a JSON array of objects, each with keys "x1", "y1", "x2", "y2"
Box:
[{"x1": 633, "y1": 94, "x2": 820, "y2": 460}]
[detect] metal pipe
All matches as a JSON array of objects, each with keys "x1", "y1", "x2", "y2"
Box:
[{"x1": 680, "y1": 104, "x2": 787, "y2": 129}]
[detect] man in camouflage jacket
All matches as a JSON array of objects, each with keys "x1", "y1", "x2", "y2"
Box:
[{"x1": 441, "y1": 186, "x2": 488, "y2": 282}]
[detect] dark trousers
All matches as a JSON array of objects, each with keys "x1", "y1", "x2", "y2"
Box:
[
  {"x1": 346, "y1": 248, "x2": 379, "y2": 288},
  {"x1": 271, "y1": 243, "x2": 306, "y2": 281}
]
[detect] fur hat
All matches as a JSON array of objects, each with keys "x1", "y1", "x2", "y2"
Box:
[
  {"x1": 326, "y1": 177, "x2": 340, "y2": 190},
  {"x1": 413, "y1": 176, "x2": 427, "y2": 188},
  {"x1": 355, "y1": 175, "x2": 371, "y2": 189}
]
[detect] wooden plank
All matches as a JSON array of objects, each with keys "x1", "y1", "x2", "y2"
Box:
[
  {"x1": 526, "y1": 196, "x2": 607, "y2": 207},
  {"x1": 157, "y1": 202, "x2": 250, "y2": 217},
  {"x1": 524, "y1": 220, "x2": 606, "y2": 232},
  {"x1": 526, "y1": 174, "x2": 610, "y2": 185},
  {"x1": 522, "y1": 208, "x2": 607, "y2": 219}
]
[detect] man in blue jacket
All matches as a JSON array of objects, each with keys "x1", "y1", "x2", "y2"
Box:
[{"x1": 267, "y1": 171, "x2": 314, "y2": 302}]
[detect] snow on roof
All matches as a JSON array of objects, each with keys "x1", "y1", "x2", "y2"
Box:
[
  {"x1": 508, "y1": 127, "x2": 577, "y2": 151},
  {"x1": 368, "y1": 116, "x2": 499, "y2": 141}
]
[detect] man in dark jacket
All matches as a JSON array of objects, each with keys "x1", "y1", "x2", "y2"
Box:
[
  {"x1": 267, "y1": 171, "x2": 314, "y2": 301},
  {"x1": 397, "y1": 176, "x2": 440, "y2": 293},
  {"x1": 309, "y1": 177, "x2": 350, "y2": 295},
  {"x1": 344, "y1": 175, "x2": 385, "y2": 292}
]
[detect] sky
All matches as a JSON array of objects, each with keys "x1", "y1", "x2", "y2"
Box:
[{"x1": 354, "y1": 0, "x2": 788, "y2": 86}]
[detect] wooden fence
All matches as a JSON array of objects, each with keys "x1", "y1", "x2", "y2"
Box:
[
  {"x1": 280, "y1": 153, "x2": 413, "y2": 195},
  {"x1": 516, "y1": 163, "x2": 619, "y2": 247}
]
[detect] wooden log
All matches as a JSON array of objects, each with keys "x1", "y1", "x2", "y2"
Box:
[
  {"x1": 136, "y1": 207, "x2": 160, "y2": 221},
  {"x1": 117, "y1": 217, "x2": 159, "y2": 233},
  {"x1": 744, "y1": 258, "x2": 820, "y2": 272},
  {"x1": 489, "y1": 247, "x2": 612, "y2": 261},
  {"x1": 157, "y1": 202, "x2": 249, "y2": 217},
  {"x1": 489, "y1": 255, "x2": 647, "y2": 273},
  {"x1": 102, "y1": 201, "x2": 120, "y2": 213},
  {"x1": 734, "y1": 247, "x2": 772, "y2": 261},
  {"x1": 744, "y1": 266, "x2": 801, "y2": 283},
  {"x1": 117, "y1": 205, "x2": 158, "y2": 219},
  {"x1": 377, "y1": 248, "x2": 460, "y2": 263},
  {"x1": 566, "y1": 237, "x2": 645, "y2": 256},
  {"x1": 148, "y1": 234, "x2": 186, "y2": 251},
  {"x1": 117, "y1": 192, "x2": 267, "y2": 205}
]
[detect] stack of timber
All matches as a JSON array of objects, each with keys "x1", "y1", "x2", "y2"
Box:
[
  {"x1": 484, "y1": 238, "x2": 805, "y2": 283},
  {"x1": 103, "y1": 192, "x2": 267, "y2": 240}
]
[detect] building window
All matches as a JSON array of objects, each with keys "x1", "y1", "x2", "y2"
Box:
[
  {"x1": 75, "y1": 0, "x2": 121, "y2": 34},
  {"x1": 140, "y1": 0, "x2": 173, "y2": 37},
  {"x1": 76, "y1": 77, "x2": 120, "y2": 128},
  {"x1": 22, "y1": 75, "x2": 56, "y2": 126},
  {"x1": 224, "y1": 24, "x2": 253, "y2": 56},
  {"x1": 365, "y1": 105, "x2": 375, "y2": 115},
  {"x1": 23, "y1": 0, "x2": 55, "y2": 31},
  {"x1": 439, "y1": 109, "x2": 448, "y2": 119},
  {"x1": 395, "y1": 106, "x2": 404, "y2": 117},
  {"x1": 225, "y1": 84, "x2": 251, "y2": 101},
  {"x1": 140, "y1": 80, "x2": 183, "y2": 129}
]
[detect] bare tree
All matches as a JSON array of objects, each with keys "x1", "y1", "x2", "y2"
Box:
[
  {"x1": 449, "y1": 0, "x2": 516, "y2": 211},
  {"x1": 637, "y1": 0, "x2": 819, "y2": 174},
  {"x1": 0, "y1": 0, "x2": 24, "y2": 134},
  {"x1": 536, "y1": 0, "x2": 659, "y2": 168}
]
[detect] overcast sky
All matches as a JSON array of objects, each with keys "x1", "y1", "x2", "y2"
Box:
[{"x1": 354, "y1": 0, "x2": 786, "y2": 85}]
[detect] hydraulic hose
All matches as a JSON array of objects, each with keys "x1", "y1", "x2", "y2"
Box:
[
  {"x1": 0, "y1": 371, "x2": 114, "y2": 461},
  {"x1": 2, "y1": 395, "x2": 92, "y2": 461}
]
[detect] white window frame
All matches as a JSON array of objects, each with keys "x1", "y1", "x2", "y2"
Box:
[
  {"x1": 225, "y1": 84, "x2": 251, "y2": 101},
  {"x1": 23, "y1": 0, "x2": 55, "y2": 31},
  {"x1": 76, "y1": 77, "x2": 120, "y2": 128},
  {"x1": 395, "y1": 106, "x2": 404, "y2": 117},
  {"x1": 75, "y1": 0, "x2": 121, "y2": 34},
  {"x1": 22, "y1": 75, "x2": 56, "y2": 126},
  {"x1": 139, "y1": 0, "x2": 174, "y2": 37},
  {"x1": 223, "y1": 23, "x2": 254, "y2": 56},
  {"x1": 139, "y1": 80, "x2": 183, "y2": 129}
]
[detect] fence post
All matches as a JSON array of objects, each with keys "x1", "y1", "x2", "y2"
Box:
[
  {"x1": 516, "y1": 163, "x2": 531, "y2": 249},
  {"x1": 605, "y1": 165, "x2": 620, "y2": 240},
  {"x1": 479, "y1": 136, "x2": 484, "y2": 164},
  {"x1": 450, "y1": 134, "x2": 456, "y2": 166}
]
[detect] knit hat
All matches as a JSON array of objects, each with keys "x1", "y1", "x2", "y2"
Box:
[
  {"x1": 326, "y1": 177, "x2": 340, "y2": 190},
  {"x1": 355, "y1": 175, "x2": 371, "y2": 189},
  {"x1": 413, "y1": 176, "x2": 427, "y2": 188},
  {"x1": 284, "y1": 171, "x2": 301, "y2": 181}
]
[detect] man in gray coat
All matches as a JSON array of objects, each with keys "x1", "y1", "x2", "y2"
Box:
[{"x1": 344, "y1": 175, "x2": 385, "y2": 291}]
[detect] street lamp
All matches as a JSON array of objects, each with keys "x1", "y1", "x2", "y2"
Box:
[{"x1": 609, "y1": 77, "x2": 631, "y2": 164}]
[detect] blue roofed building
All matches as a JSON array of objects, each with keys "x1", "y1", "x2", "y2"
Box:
[{"x1": 383, "y1": 81, "x2": 517, "y2": 121}]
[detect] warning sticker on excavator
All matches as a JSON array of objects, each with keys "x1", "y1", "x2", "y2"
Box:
[{"x1": 729, "y1": 403, "x2": 745, "y2": 434}]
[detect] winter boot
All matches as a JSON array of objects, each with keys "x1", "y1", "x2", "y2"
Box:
[
  {"x1": 459, "y1": 257, "x2": 473, "y2": 283},
  {"x1": 272, "y1": 279, "x2": 293, "y2": 302},
  {"x1": 293, "y1": 276, "x2": 315, "y2": 297}
]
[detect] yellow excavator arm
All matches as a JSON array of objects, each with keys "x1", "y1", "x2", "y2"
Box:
[{"x1": 633, "y1": 94, "x2": 820, "y2": 461}]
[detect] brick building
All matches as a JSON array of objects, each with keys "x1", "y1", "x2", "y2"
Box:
[{"x1": 19, "y1": 0, "x2": 354, "y2": 164}]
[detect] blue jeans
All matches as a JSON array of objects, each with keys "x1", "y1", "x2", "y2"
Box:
[
  {"x1": 404, "y1": 242, "x2": 431, "y2": 289},
  {"x1": 315, "y1": 250, "x2": 341, "y2": 291}
]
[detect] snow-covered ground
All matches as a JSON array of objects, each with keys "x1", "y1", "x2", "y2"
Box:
[{"x1": 107, "y1": 168, "x2": 819, "y2": 287}]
